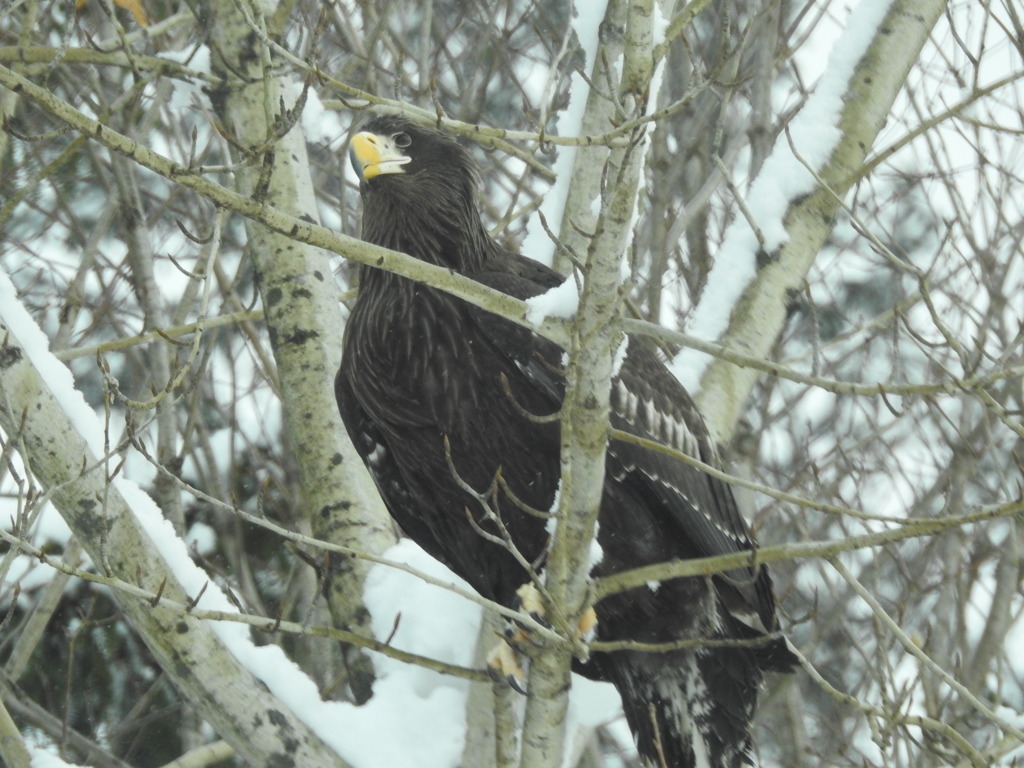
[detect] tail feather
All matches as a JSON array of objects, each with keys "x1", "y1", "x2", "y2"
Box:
[{"x1": 607, "y1": 645, "x2": 765, "y2": 768}]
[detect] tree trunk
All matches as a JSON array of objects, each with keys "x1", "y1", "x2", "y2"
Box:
[{"x1": 202, "y1": 0, "x2": 395, "y2": 700}]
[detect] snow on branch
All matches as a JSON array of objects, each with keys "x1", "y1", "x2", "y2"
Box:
[
  {"x1": 0, "y1": 271, "x2": 352, "y2": 767},
  {"x1": 674, "y1": 0, "x2": 948, "y2": 443},
  {"x1": 678, "y1": 0, "x2": 898, "y2": 380}
]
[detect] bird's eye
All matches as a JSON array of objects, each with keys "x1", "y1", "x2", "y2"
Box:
[{"x1": 393, "y1": 132, "x2": 412, "y2": 148}]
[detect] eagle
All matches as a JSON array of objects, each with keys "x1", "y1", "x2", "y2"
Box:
[{"x1": 336, "y1": 114, "x2": 795, "y2": 768}]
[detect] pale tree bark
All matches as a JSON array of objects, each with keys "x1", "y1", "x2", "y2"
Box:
[
  {"x1": 0, "y1": 697, "x2": 32, "y2": 768},
  {"x1": 519, "y1": 1, "x2": 670, "y2": 765},
  {"x1": 693, "y1": 0, "x2": 949, "y2": 443},
  {"x1": 201, "y1": 0, "x2": 395, "y2": 700},
  {"x1": 0, "y1": 303, "x2": 351, "y2": 768}
]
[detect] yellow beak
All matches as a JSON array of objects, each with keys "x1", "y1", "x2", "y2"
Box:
[{"x1": 349, "y1": 131, "x2": 411, "y2": 181}]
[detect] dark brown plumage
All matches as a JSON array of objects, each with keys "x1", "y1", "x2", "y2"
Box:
[{"x1": 336, "y1": 114, "x2": 795, "y2": 768}]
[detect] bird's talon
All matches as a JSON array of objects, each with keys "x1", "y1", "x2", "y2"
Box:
[
  {"x1": 578, "y1": 606, "x2": 598, "y2": 642},
  {"x1": 487, "y1": 639, "x2": 527, "y2": 694},
  {"x1": 514, "y1": 583, "x2": 549, "y2": 627},
  {"x1": 504, "y1": 624, "x2": 538, "y2": 650},
  {"x1": 506, "y1": 672, "x2": 529, "y2": 696}
]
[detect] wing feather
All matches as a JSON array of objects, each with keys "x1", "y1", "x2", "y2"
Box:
[
  {"x1": 468, "y1": 253, "x2": 778, "y2": 630},
  {"x1": 609, "y1": 338, "x2": 779, "y2": 632}
]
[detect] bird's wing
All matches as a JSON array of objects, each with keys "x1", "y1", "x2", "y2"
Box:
[
  {"x1": 334, "y1": 367, "x2": 420, "y2": 524},
  {"x1": 609, "y1": 338, "x2": 779, "y2": 631},
  {"x1": 475, "y1": 256, "x2": 755, "y2": 563},
  {"x1": 471, "y1": 254, "x2": 778, "y2": 631},
  {"x1": 470, "y1": 252, "x2": 566, "y2": 404}
]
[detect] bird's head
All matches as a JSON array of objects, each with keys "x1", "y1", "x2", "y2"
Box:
[
  {"x1": 348, "y1": 115, "x2": 490, "y2": 267},
  {"x1": 350, "y1": 115, "x2": 479, "y2": 198}
]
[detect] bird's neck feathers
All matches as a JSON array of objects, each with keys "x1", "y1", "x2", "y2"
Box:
[{"x1": 360, "y1": 176, "x2": 498, "y2": 275}]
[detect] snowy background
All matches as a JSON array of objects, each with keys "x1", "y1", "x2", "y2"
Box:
[{"x1": 2, "y1": 0, "x2": 1024, "y2": 766}]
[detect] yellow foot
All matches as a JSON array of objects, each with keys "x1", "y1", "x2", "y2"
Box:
[
  {"x1": 488, "y1": 583, "x2": 601, "y2": 693},
  {"x1": 509, "y1": 583, "x2": 547, "y2": 645},
  {"x1": 578, "y1": 605, "x2": 598, "y2": 641},
  {"x1": 487, "y1": 639, "x2": 528, "y2": 694},
  {"x1": 487, "y1": 583, "x2": 544, "y2": 695},
  {"x1": 516, "y1": 582, "x2": 599, "y2": 643}
]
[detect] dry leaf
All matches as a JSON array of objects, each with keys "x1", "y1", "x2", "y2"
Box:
[{"x1": 75, "y1": 0, "x2": 149, "y2": 27}]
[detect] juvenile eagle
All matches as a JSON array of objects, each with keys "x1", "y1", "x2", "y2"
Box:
[{"x1": 336, "y1": 115, "x2": 795, "y2": 768}]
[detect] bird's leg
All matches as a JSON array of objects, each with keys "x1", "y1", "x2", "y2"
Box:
[
  {"x1": 509, "y1": 582, "x2": 548, "y2": 643},
  {"x1": 486, "y1": 583, "x2": 547, "y2": 693},
  {"x1": 487, "y1": 583, "x2": 599, "y2": 693},
  {"x1": 577, "y1": 603, "x2": 599, "y2": 642},
  {"x1": 486, "y1": 640, "x2": 528, "y2": 694}
]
